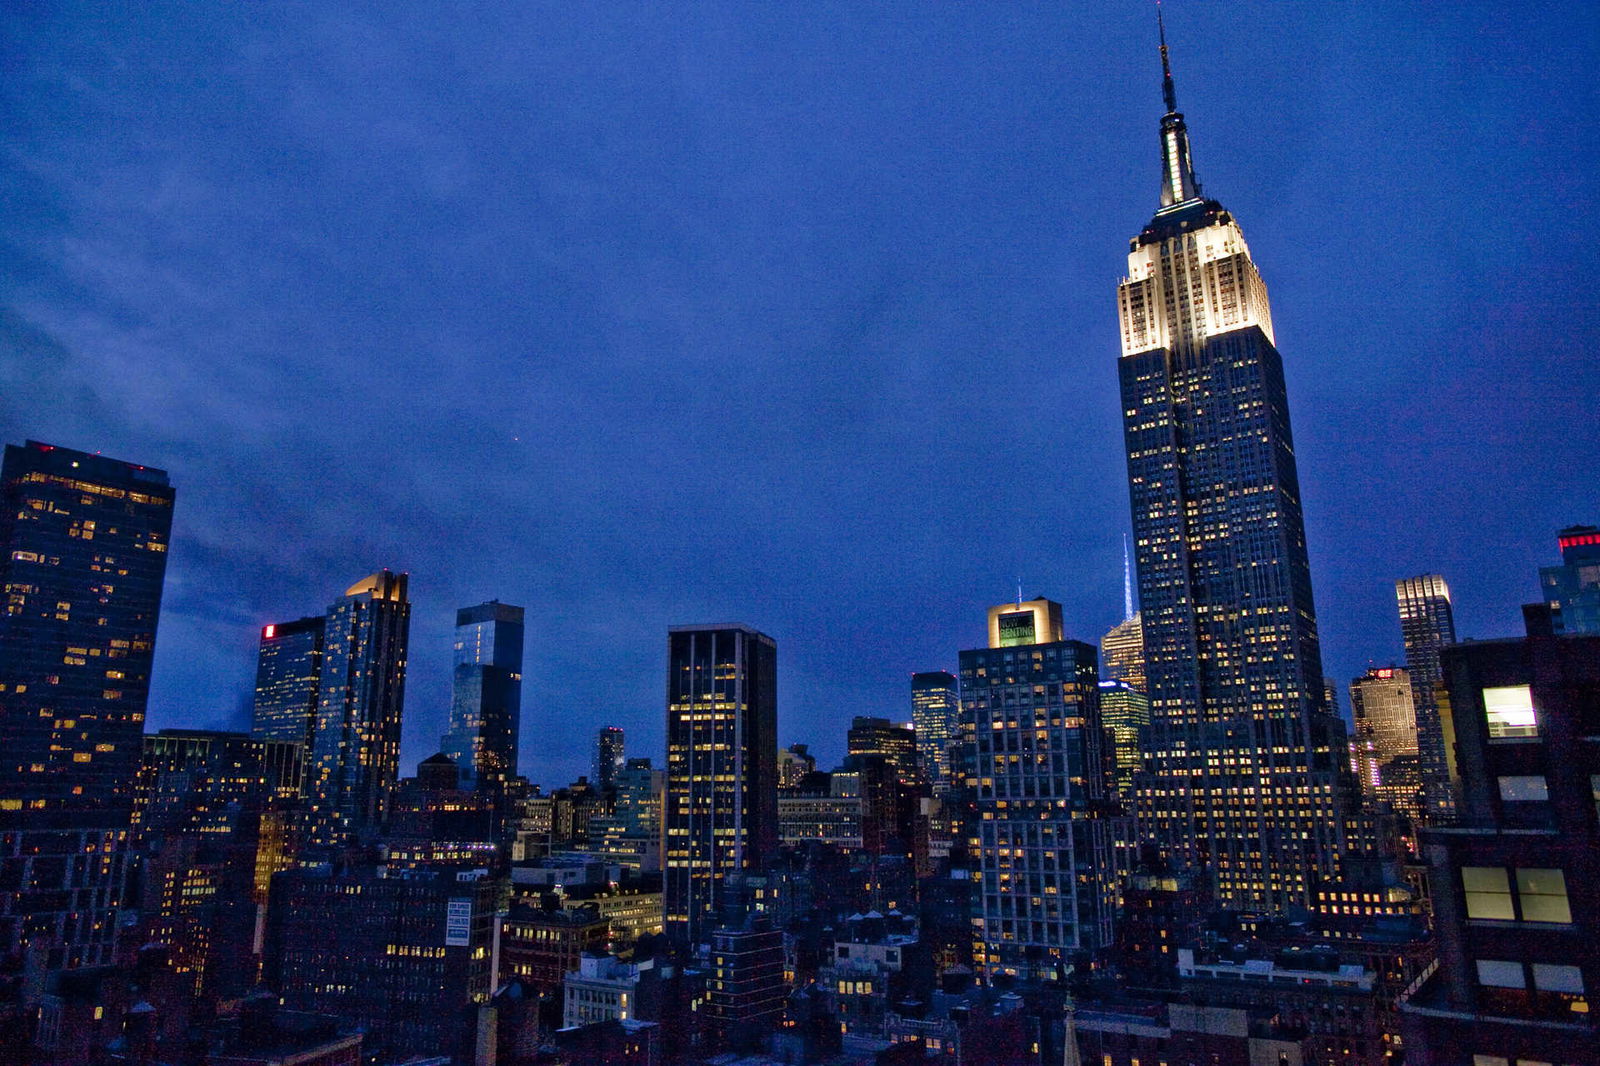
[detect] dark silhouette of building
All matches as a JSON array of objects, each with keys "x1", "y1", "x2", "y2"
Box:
[
  {"x1": 1116, "y1": 29, "x2": 1355, "y2": 910},
  {"x1": 704, "y1": 915, "x2": 785, "y2": 1053},
  {"x1": 663, "y1": 624, "x2": 777, "y2": 949},
  {"x1": 440, "y1": 600, "x2": 524, "y2": 799},
  {"x1": 308, "y1": 571, "x2": 410, "y2": 841},
  {"x1": 1399, "y1": 607, "x2": 1600, "y2": 1063},
  {"x1": 264, "y1": 862, "x2": 499, "y2": 1065},
  {"x1": 0, "y1": 440, "x2": 175, "y2": 974},
  {"x1": 594, "y1": 725, "x2": 625, "y2": 793}
]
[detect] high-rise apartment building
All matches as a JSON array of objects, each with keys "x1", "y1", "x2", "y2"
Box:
[
  {"x1": 309, "y1": 571, "x2": 410, "y2": 840},
  {"x1": 960, "y1": 599, "x2": 1113, "y2": 979},
  {"x1": 1116, "y1": 30, "x2": 1352, "y2": 909},
  {"x1": 1539, "y1": 525, "x2": 1600, "y2": 636},
  {"x1": 0, "y1": 440, "x2": 175, "y2": 971},
  {"x1": 663, "y1": 624, "x2": 777, "y2": 948},
  {"x1": 594, "y1": 725, "x2": 626, "y2": 792},
  {"x1": 439, "y1": 600, "x2": 523, "y2": 794},
  {"x1": 1396, "y1": 574, "x2": 1458, "y2": 820},
  {"x1": 251, "y1": 615, "x2": 325, "y2": 748},
  {"x1": 846, "y1": 716, "x2": 919, "y2": 784},
  {"x1": 910, "y1": 671, "x2": 959, "y2": 792}
]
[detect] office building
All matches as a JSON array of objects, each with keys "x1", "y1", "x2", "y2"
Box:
[
  {"x1": 846, "y1": 715, "x2": 919, "y2": 784},
  {"x1": 1539, "y1": 524, "x2": 1600, "y2": 635},
  {"x1": 1116, "y1": 30, "x2": 1354, "y2": 909},
  {"x1": 663, "y1": 624, "x2": 777, "y2": 948},
  {"x1": 1101, "y1": 614, "x2": 1146, "y2": 695},
  {"x1": 0, "y1": 440, "x2": 175, "y2": 971},
  {"x1": 589, "y1": 757, "x2": 665, "y2": 871},
  {"x1": 1349, "y1": 667, "x2": 1421, "y2": 818},
  {"x1": 910, "y1": 670, "x2": 959, "y2": 792},
  {"x1": 439, "y1": 599, "x2": 523, "y2": 795},
  {"x1": 250, "y1": 615, "x2": 324, "y2": 748},
  {"x1": 1398, "y1": 608, "x2": 1599, "y2": 1063},
  {"x1": 1396, "y1": 574, "x2": 1458, "y2": 820},
  {"x1": 594, "y1": 725, "x2": 626, "y2": 792},
  {"x1": 960, "y1": 598, "x2": 1114, "y2": 979},
  {"x1": 1100, "y1": 679, "x2": 1150, "y2": 803},
  {"x1": 308, "y1": 570, "x2": 410, "y2": 840},
  {"x1": 777, "y1": 742, "x2": 816, "y2": 788}
]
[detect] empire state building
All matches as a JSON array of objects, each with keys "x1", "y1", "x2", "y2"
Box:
[{"x1": 1117, "y1": 22, "x2": 1356, "y2": 910}]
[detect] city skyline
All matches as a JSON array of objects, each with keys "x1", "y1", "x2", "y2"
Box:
[{"x1": 4, "y1": 4, "x2": 1597, "y2": 785}]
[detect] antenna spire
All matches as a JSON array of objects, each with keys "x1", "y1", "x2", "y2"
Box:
[{"x1": 1158, "y1": 1, "x2": 1177, "y2": 115}]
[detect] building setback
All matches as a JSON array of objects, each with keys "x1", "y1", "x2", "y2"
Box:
[{"x1": 0, "y1": 440, "x2": 175, "y2": 972}]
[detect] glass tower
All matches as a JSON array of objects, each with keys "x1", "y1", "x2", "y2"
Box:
[
  {"x1": 309, "y1": 571, "x2": 410, "y2": 840},
  {"x1": 0, "y1": 440, "x2": 175, "y2": 970},
  {"x1": 440, "y1": 600, "x2": 524, "y2": 795},
  {"x1": 1117, "y1": 28, "x2": 1353, "y2": 909},
  {"x1": 910, "y1": 670, "x2": 959, "y2": 793},
  {"x1": 593, "y1": 725, "x2": 625, "y2": 792},
  {"x1": 1395, "y1": 574, "x2": 1457, "y2": 820},
  {"x1": 960, "y1": 599, "x2": 1112, "y2": 979},
  {"x1": 252, "y1": 615, "x2": 325, "y2": 748},
  {"x1": 663, "y1": 624, "x2": 777, "y2": 948}
]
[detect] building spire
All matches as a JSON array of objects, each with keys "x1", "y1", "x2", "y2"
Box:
[
  {"x1": 1155, "y1": 1, "x2": 1202, "y2": 210},
  {"x1": 1123, "y1": 534, "x2": 1136, "y2": 621}
]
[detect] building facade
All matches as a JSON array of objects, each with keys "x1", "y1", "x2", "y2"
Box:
[
  {"x1": 0, "y1": 440, "x2": 175, "y2": 972},
  {"x1": 439, "y1": 599, "x2": 523, "y2": 796},
  {"x1": 1116, "y1": 37, "x2": 1353, "y2": 910},
  {"x1": 960, "y1": 599, "x2": 1114, "y2": 980},
  {"x1": 1349, "y1": 666, "x2": 1421, "y2": 818},
  {"x1": 1539, "y1": 525, "x2": 1600, "y2": 636},
  {"x1": 594, "y1": 725, "x2": 626, "y2": 793},
  {"x1": 663, "y1": 624, "x2": 777, "y2": 948},
  {"x1": 308, "y1": 571, "x2": 410, "y2": 840},
  {"x1": 1396, "y1": 574, "x2": 1458, "y2": 820}
]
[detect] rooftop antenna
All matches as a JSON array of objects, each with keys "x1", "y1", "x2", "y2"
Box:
[
  {"x1": 1158, "y1": 0, "x2": 1178, "y2": 115},
  {"x1": 1016, "y1": 578, "x2": 1024, "y2": 607}
]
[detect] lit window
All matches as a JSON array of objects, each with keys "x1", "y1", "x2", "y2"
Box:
[
  {"x1": 1483, "y1": 685, "x2": 1538, "y2": 738},
  {"x1": 1516, "y1": 869, "x2": 1571, "y2": 923},
  {"x1": 1475, "y1": 959, "x2": 1524, "y2": 988},
  {"x1": 1462, "y1": 867, "x2": 1514, "y2": 920}
]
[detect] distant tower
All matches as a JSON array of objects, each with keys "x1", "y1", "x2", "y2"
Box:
[
  {"x1": 1539, "y1": 525, "x2": 1600, "y2": 635},
  {"x1": 310, "y1": 571, "x2": 410, "y2": 839},
  {"x1": 594, "y1": 726, "x2": 625, "y2": 792},
  {"x1": 1102, "y1": 537, "x2": 1146, "y2": 693},
  {"x1": 1395, "y1": 575, "x2": 1457, "y2": 819},
  {"x1": 910, "y1": 671, "x2": 959, "y2": 793},
  {"x1": 961, "y1": 598, "x2": 1113, "y2": 979},
  {"x1": 1348, "y1": 666, "x2": 1421, "y2": 819},
  {"x1": 1117, "y1": 18, "x2": 1352, "y2": 908},
  {"x1": 664, "y1": 624, "x2": 778, "y2": 948},
  {"x1": 440, "y1": 600, "x2": 524, "y2": 795},
  {"x1": 0, "y1": 441, "x2": 175, "y2": 971},
  {"x1": 252, "y1": 616, "x2": 325, "y2": 748}
]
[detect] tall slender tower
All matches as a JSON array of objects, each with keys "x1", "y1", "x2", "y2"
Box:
[
  {"x1": 593, "y1": 725, "x2": 625, "y2": 792},
  {"x1": 309, "y1": 571, "x2": 410, "y2": 840},
  {"x1": 0, "y1": 441, "x2": 175, "y2": 971},
  {"x1": 1117, "y1": 20, "x2": 1352, "y2": 909},
  {"x1": 440, "y1": 600, "x2": 524, "y2": 795},
  {"x1": 1395, "y1": 574, "x2": 1457, "y2": 819},
  {"x1": 910, "y1": 670, "x2": 959, "y2": 793},
  {"x1": 663, "y1": 624, "x2": 777, "y2": 948}
]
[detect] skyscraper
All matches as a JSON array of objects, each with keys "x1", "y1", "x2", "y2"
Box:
[
  {"x1": 910, "y1": 670, "x2": 959, "y2": 793},
  {"x1": 1117, "y1": 26, "x2": 1352, "y2": 909},
  {"x1": 1539, "y1": 525, "x2": 1600, "y2": 635},
  {"x1": 309, "y1": 570, "x2": 410, "y2": 840},
  {"x1": 960, "y1": 599, "x2": 1113, "y2": 979},
  {"x1": 1396, "y1": 574, "x2": 1458, "y2": 820},
  {"x1": 594, "y1": 725, "x2": 625, "y2": 792},
  {"x1": 663, "y1": 624, "x2": 777, "y2": 948},
  {"x1": 1100, "y1": 614, "x2": 1145, "y2": 694},
  {"x1": 439, "y1": 600, "x2": 524, "y2": 795},
  {"x1": 1349, "y1": 666, "x2": 1422, "y2": 819},
  {"x1": 251, "y1": 615, "x2": 325, "y2": 748},
  {"x1": 0, "y1": 440, "x2": 175, "y2": 970}
]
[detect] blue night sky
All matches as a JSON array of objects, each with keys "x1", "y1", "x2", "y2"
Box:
[{"x1": 4, "y1": 3, "x2": 1597, "y2": 786}]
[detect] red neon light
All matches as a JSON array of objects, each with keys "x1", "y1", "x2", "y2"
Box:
[
  {"x1": 1558, "y1": 533, "x2": 1600, "y2": 549},
  {"x1": 263, "y1": 624, "x2": 276, "y2": 639},
  {"x1": 1374, "y1": 668, "x2": 1394, "y2": 679}
]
